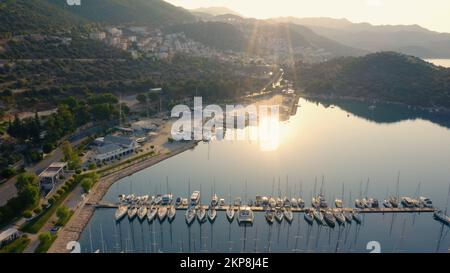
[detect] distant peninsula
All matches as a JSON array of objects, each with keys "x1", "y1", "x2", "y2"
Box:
[{"x1": 291, "y1": 52, "x2": 450, "y2": 109}]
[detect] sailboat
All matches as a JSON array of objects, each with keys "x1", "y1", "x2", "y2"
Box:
[
  {"x1": 313, "y1": 209, "x2": 324, "y2": 225},
  {"x1": 167, "y1": 205, "x2": 176, "y2": 222},
  {"x1": 137, "y1": 205, "x2": 148, "y2": 221},
  {"x1": 324, "y1": 210, "x2": 336, "y2": 228},
  {"x1": 383, "y1": 199, "x2": 393, "y2": 208},
  {"x1": 115, "y1": 204, "x2": 128, "y2": 221},
  {"x1": 207, "y1": 206, "x2": 217, "y2": 222},
  {"x1": 333, "y1": 210, "x2": 346, "y2": 225},
  {"x1": 197, "y1": 206, "x2": 207, "y2": 223},
  {"x1": 185, "y1": 206, "x2": 196, "y2": 225},
  {"x1": 226, "y1": 206, "x2": 235, "y2": 222},
  {"x1": 304, "y1": 209, "x2": 314, "y2": 225},
  {"x1": 352, "y1": 210, "x2": 362, "y2": 224},
  {"x1": 147, "y1": 205, "x2": 157, "y2": 223},
  {"x1": 343, "y1": 210, "x2": 353, "y2": 223},
  {"x1": 127, "y1": 206, "x2": 137, "y2": 220},
  {"x1": 158, "y1": 206, "x2": 168, "y2": 222},
  {"x1": 283, "y1": 208, "x2": 294, "y2": 223},
  {"x1": 265, "y1": 209, "x2": 275, "y2": 224},
  {"x1": 275, "y1": 208, "x2": 284, "y2": 223}
]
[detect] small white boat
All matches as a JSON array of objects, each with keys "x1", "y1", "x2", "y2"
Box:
[
  {"x1": 137, "y1": 206, "x2": 148, "y2": 221},
  {"x1": 291, "y1": 198, "x2": 298, "y2": 208},
  {"x1": 197, "y1": 206, "x2": 207, "y2": 223},
  {"x1": 174, "y1": 197, "x2": 182, "y2": 207},
  {"x1": 275, "y1": 208, "x2": 284, "y2": 223},
  {"x1": 433, "y1": 210, "x2": 450, "y2": 225},
  {"x1": 352, "y1": 210, "x2": 362, "y2": 224},
  {"x1": 115, "y1": 204, "x2": 128, "y2": 221},
  {"x1": 383, "y1": 199, "x2": 393, "y2": 208},
  {"x1": 226, "y1": 206, "x2": 235, "y2": 222},
  {"x1": 127, "y1": 206, "x2": 137, "y2": 220},
  {"x1": 161, "y1": 194, "x2": 173, "y2": 205},
  {"x1": 401, "y1": 197, "x2": 418, "y2": 208},
  {"x1": 147, "y1": 206, "x2": 157, "y2": 222},
  {"x1": 154, "y1": 195, "x2": 162, "y2": 205},
  {"x1": 158, "y1": 206, "x2": 168, "y2": 222},
  {"x1": 185, "y1": 207, "x2": 196, "y2": 225},
  {"x1": 234, "y1": 197, "x2": 242, "y2": 207},
  {"x1": 182, "y1": 198, "x2": 188, "y2": 206},
  {"x1": 333, "y1": 210, "x2": 346, "y2": 225},
  {"x1": 237, "y1": 206, "x2": 254, "y2": 225},
  {"x1": 190, "y1": 191, "x2": 200, "y2": 206},
  {"x1": 265, "y1": 209, "x2": 274, "y2": 224},
  {"x1": 419, "y1": 197, "x2": 433, "y2": 208},
  {"x1": 297, "y1": 198, "x2": 305, "y2": 208},
  {"x1": 207, "y1": 207, "x2": 217, "y2": 222},
  {"x1": 313, "y1": 209, "x2": 324, "y2": 225},
  {"x1": 268, "y1": 197, "x2": 277, "y2": 208},
  {"x1": 343, "y1": 211, "x2": 353, "y2": 223},
  {"x1": 167, "y1": 206, "x2": 176, "y2": 222},
  {"x1": 210, "y1": 194, "x2": 219, "y2": 207},
  {"x1": 388, "y1": 196, "x2": 399, "y2": 208},
  {"x1": 335, "y1": 199, "x2": 343, "y2": 208},
  {"x1": 324, "y1": 210, "x2": 336, "y2": 228},
  {"x1": 219, "y1": 198, "x2": 225, "y2": 207},
  {"x1": 283, "y1": 208, "x2": 294, "y2": 223},
  {"x1": 304, "y1": 209, "x2": 314, "y2": 225}
]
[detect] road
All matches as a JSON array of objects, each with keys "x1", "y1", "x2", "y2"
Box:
[{"x1": 0, "y1": 136, "x2": 86, "y2": 206}]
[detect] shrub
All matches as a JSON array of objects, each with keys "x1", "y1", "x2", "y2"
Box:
[
  {"x1": 80, "y1": 178, "x2": 93, "y2": 193},
  {"x1": 88, "y1": 162, "x2": 96, "y2": 170},
  {"x1": 23, "y1": 210, "x2": 33, "y2": 218},
  {"x1": 33, "y1": 207, "x2": 42, "y2": 214},
  {"x1": 75, "y1": 169, "x2": 82, "y2": 175},
  {"x1": 52, "y1": 194, "x2": 59, "y2": 201}
]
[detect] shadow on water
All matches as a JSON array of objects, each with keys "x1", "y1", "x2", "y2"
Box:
[{"x1": 306, "y1": 97, "x2": 450, "y2": 129}]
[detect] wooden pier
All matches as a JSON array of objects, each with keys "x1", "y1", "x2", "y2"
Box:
[{"x1": 88, "y1": 201, "x2": 436, "y2": 214}]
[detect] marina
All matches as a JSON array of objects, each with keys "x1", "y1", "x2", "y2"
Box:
[{"x1": 74, "y1": 98, "x2": 450, "y2": 253}]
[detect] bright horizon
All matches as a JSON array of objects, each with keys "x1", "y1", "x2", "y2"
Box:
[{"x1": 165, "y1": 0, "x2": 450, "y2": 33}]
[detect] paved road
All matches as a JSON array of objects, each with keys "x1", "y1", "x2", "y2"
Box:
[{"x1": 0, "y1": 137, "x2": 86, "y2": 206}]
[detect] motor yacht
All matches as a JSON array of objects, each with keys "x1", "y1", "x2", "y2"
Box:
[{"x1": 237, "y1": 206, "x2": 254, "y2": 225}]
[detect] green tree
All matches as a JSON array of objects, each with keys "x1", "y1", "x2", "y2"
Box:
[
  {"x1": 80, "y1": 178, "x2": 93, "y2": 193},
  {"x1": 56, "y1": 206, "x2": 70, "y2": 225},
  {"x1": 136, "y1": 93, "x2": 147, "y2": 104}
]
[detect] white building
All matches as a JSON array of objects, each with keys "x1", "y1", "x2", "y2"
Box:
[
  {"x1": 0, "y1": 228, "x2": 20, "y2": 247},
  {"x1": 106, "y1": 27, "x2": 122, "y2": 36},
  {"x1": 39, "y1": 162, "x2": 67, "y2": 191},
  {"x1": 91, "y1": 135, "x2": 138, "y2": 163},
  {"x1": 89, "y1": 32, "x2": 106, "y2": 41}
]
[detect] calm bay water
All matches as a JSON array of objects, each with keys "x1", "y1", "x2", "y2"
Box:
[{"x1": 79, "y1": 97, "x2": 450, "y2": 253}]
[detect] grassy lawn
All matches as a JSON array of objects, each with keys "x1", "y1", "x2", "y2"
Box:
[
  {"x1": 0, "y1": 235, "x2": 30, "y2": 253},
  {"x1": 34, "y1": 234, "x2": 57, "y2": 253}
]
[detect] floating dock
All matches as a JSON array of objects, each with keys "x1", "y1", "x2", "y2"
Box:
[{"x1": 88, "y1": 201, "x2": 436, "y2": 214}]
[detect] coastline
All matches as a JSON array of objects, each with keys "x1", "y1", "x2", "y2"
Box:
[
  {"x1": 299, "y1": 92, "x2": 450, "y2": 113},
  {"x1": 48, "y1": 141, "x2": 197, "y2": 253}
]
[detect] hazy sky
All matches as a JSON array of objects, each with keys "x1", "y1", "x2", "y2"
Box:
[{"x1": 165, "y1": 0, "x2": 450, "y2": 33}]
